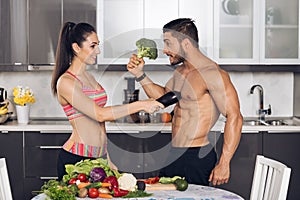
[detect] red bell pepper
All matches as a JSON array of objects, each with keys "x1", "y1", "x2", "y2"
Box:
[
  {"x1": 103, "y1": 176, "x2": 119, "y2": 190},
  {"x1": 111, "y1": 188, "x2": 129, "y2": 197}
]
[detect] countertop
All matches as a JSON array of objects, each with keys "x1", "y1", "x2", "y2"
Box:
[{"x1": 1, "y1": 117, "x2": 300, "y2": 133}]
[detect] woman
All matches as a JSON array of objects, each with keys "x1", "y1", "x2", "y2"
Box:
[{"x1": 51, "y1": 22, "x2": 163, "y2": 180}]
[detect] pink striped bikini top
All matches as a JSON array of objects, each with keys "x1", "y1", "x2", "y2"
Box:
[{"x1": 62, "y1": 71, "x2": 107, "y2": 120}]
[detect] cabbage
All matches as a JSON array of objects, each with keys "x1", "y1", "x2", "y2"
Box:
[{"x1": 90, "y1": 167, "x2": 107, "y2": 182}]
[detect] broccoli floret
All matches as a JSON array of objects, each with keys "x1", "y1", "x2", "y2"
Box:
[{"x1": 136, "y1": 38, "x2": 158, "y2": 60}]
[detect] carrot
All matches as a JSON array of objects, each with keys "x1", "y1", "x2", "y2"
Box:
[
  {"x1": 100, "y1": 182, "x2": 112, "y2": 188},
  {"x1": 77, "y1": 182, "x2": 91, "y2": 189},
  {"x1": 78, "y1": 182, "x2": 111, "y2": 189},
  {"x1": 98, "y1": 193, "x2": 113, "y2": 198}
]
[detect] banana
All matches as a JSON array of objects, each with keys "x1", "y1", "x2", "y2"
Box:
[
  {"x1": 0, "y1": 102, "x2": 9, "y2": 110},
  {"x1": 0, "y1": 107, "x2": 8, "y2": 115}
]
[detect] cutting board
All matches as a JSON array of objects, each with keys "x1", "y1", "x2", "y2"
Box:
[{"x1": 145, "y1": 183, "x2": 177, "y2": 191}]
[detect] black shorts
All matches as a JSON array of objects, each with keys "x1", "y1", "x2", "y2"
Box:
[
  {"x1": 159, "y1": 144, "x2": 217, "y2": 186},
  {"x1": 57, "y1": 149, "x2": 106, "y2": 181}
]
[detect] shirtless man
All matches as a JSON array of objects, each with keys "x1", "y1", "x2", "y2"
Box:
[{"x1": 127, "y1": 18, "x2": 243, "y2": 186}]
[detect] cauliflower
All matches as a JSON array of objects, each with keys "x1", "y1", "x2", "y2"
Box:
[{"x1": 117, "y1": 173, "x2": 137, "y2": 191}]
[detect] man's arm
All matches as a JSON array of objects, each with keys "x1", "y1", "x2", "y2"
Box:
[
  {"x1": 206, "y1": 69, "x2": 243, "y2": 185},
  {"x1": 127, "y1": 54, "x2": 170, "y2": 98}
]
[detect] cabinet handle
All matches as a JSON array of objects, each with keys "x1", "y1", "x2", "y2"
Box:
[
  {"x1": 108, "y1": 130, "x2": 139, "y2": 133},
  {"x1": 40, "y1": 130, "x2": 72, "y2": 133},
  {"x1": 38, "y1": 146, "x2": 62, "y2": 149},
  {"x1": 0, "y1": 130, "x2": 8, "y2": 134},
  {"x1": 160, "y1": 131, "x2": 171, "y2": 133},
  {"x1": 40, "y1": 177, "x2": 58, "y2": 180}
]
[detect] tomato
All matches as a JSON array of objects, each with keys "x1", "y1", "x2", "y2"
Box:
[
  {"x1": 68, "y1": 178, "x2": 77, "y2": 185},
  {"x1": 88, "y1": 188, "x2": 99, "y2": 198},
  {"x1": 77, "y1": 173, "x2": 88, "y2": 182}
]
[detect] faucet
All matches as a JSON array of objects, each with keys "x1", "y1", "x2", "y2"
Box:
[{"x1": 250, "y1": 84, "x2": 271, "y2": 122}]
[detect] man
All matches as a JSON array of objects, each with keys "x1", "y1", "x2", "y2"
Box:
[{"x1": 127, "y1": 18, "x2": 243, "y2": 186}]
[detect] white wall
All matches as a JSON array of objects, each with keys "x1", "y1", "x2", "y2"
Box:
[{"x1": 0, "y1": 70, "x2": 294, "y2": 119}]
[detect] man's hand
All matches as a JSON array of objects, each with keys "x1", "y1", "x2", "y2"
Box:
[
  {"x1": 127, "y1": 54, "x2": 145, "y2": 78},
  {"x1": 209, "y1": 162, "x2": 230, "y2": 186}
]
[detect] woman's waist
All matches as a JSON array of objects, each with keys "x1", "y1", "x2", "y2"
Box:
[{"x1": 63, "y1": 139, "x2": 107, "y2": 158}]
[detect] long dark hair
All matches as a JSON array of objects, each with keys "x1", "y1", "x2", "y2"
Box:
[
  {"x1": 163, "y1": 18, "x2": 199, "y2": 48},
  {"x1": 51, "y1": 22, "x2": 96, "y2": 95}
]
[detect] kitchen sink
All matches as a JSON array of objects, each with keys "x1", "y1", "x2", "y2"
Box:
[{"x1": 243, "y1": 117, "x2": 300, "y2": 126}]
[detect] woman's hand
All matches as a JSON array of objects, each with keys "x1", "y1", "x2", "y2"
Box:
[
  {"x1": 142, "y1": 99, "x2": 164, "y2": 114},
  {"x1": 127, "y1": 54, "x2": 145, "y2": 78}
]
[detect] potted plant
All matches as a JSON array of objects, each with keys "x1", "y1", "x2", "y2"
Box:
[{"x1": 13, "y1": 86, "x2": 35, "y2": 124}]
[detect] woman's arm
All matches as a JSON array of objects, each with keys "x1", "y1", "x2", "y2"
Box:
[{"x1": 57, "y1": 75, "x2": 163, "y2": 122}]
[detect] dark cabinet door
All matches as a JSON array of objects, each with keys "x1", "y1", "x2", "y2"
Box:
[
  {"x1": 142, "y1": 132, "x2": 172, "y2": 178},
  {"x1": 263, "y1": 132, "x2": 300, "y2": 200},
  {"x1": 23, "y1": 131, "x2": 70, "y2": 200},
  {"x1": 0, "y1": 131, "x2": 24, "y2": 200},
  {"x1": 107, "y1": 133, "x2": 144, "y2": 178},
  {"x1": 107, "y1": 132, "x2": 172, "y2": 179},
  {"x1": 216, "y1": 132, "x2": 263, "y2": 199}
]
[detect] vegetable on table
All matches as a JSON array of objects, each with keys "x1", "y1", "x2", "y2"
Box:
[
  {"x1": 36, "y1": 180, "x2": 77, "y2": 200},
  {"x1": 103, "y1": 175, "x2": 119, "y2": 190},
  {"x1": 77, "y1": 182, "x2": 111, "y2": 190},
  {"x1": 136, "y1": 38, "x2": 158, "y2": 60},
  {"x1": 98, "y1": 193, "x2": 113, "y2": 198},
  {"x1": 63, "y1": 158, "x2": 121, "y2": 184},
  {"x1": 90, "y1": 167, "x2": 107, "y2": 183},
  {"x1": 159, "y1": 176, "x2": 182, "y2": 184},
  {"x1": 143, "y1": 176, "x2": 160, "y2": 184},
  {"x1": 88, "y1": 188, "x2": 99, "y2": 198},
  {"x1": 78, "y1": 188, "x2": 88, "y2": 198},
  {"x1": 118, "y1": 173, "x2": 137, "y2": 191},
  {"x1": 111, "y1": 188, "x2": 129, "y2": 197}
]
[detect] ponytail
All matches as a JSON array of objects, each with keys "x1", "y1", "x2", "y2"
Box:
[{"x1": 51, "y1": 22, "x2": 96, "y2": 95}]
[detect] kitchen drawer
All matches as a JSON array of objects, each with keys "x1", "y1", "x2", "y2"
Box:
[
  {"x1": 24, "y1": 177, "x2": 47, "y2": 200},
  {"x1": 25, "y1": 131, "x2": 71, "y2": 146},
  {"x1": 24, "y1": 132, "x2": 70, "y2": 177}
]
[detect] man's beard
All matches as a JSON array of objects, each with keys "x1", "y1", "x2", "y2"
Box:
[{"x1": 170, "y1": 46, "x2": 185, "y2": 66}]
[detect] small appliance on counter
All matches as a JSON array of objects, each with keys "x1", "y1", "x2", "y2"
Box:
[
  {"x1": 0, "y1": 87, "x2": 13, "y2": 124},
  {"x1": 121, "y1": 77, "x2": 150, "y2": 123}
]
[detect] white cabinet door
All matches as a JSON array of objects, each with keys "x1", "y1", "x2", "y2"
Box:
[
  {"x1": 260, "y1": 0, "x2": 300, "y2": 64},
  {"x1": 144, "y1": 0, "x2": 179, "y2": 64},
  {"x1": 98, "y1": 0, "x2": 144, "y2": 64},
  {"x1": 179, "y1": 0, "x2": 214, "y2": 59},
  {"x1": 213, "y1": 0, "x2": 260, "y2": 64},
  {"x1": 214, "y1": 0, "x2": 299, "y2": 65}
]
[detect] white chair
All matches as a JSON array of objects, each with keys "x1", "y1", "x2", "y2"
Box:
[
  {"x1": 0, "y1": 158, "x2": 13, "y2": 200},
  {"x1": 250, "y1": 155, "x2": 291, "y2": 200}
]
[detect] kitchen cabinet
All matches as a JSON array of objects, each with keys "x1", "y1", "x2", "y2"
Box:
[
  {"x1": 178, "y1": 0, "x2": 214, "y2": 58},
  {"x1": 263, "y1": 132, "x2": 300, "y2": 200},
  {"x1": 107, "y1": 130, "x2": 220, "y2": 178},
  {"x1": 23, "y1": 131, "x2": 70, "y2": 200},
  {"x1": 214, "y1": 0, "x2": 300, "y2": 64},
  {"x1": 107, "y1": 131, "x2": 172, "y2": 178},
  {"x1": 98, "y1": 0, "x2": 213, "y2": 65},
  {"x1": 0, "y1": 131, "x2": 24, "y2": 200},
  {"x1": 0, "y1": 0, "x2": 27, "y2": 65},
  {"x1": 28, "y1": 0, "x2": 97, "y2": 65},
  {"x1": 216, "y1": 131, "x2": 263, "y2": 199}
]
